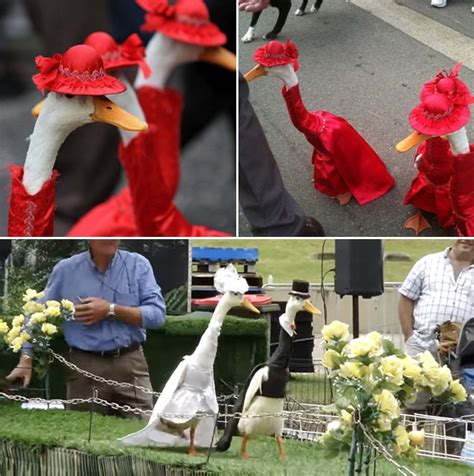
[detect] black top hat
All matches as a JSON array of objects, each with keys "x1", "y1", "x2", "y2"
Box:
[{"x1": 288, "y1": 279, "x2": 310, "y2": 299}]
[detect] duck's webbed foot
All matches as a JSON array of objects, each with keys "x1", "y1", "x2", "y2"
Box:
[
  {"x1": 336, "y1": 191, "x2": 352, "y2": 205},
  {"x1": 240, "y1": 432, "x2": 251, "y2": 460},
  {"x1": 404, "y1": 211, "x2": 431, "y2": 235}
]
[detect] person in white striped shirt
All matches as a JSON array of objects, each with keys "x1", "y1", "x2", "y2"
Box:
[{"x1": 399, "y1": 240, "x2": 474, "y2": 358}]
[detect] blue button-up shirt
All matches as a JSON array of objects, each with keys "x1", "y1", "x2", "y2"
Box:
[{"x1": 39, "y1": 250, "x2": 166, "y2": 352}]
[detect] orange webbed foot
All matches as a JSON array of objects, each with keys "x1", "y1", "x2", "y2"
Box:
[
  {"x1": 336, "y1": 191, "x2": 352, "y2": 205},
  {"x1": 404, "y1": 211, "x2": 431, "y2": 235}
]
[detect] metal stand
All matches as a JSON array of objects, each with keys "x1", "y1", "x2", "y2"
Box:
[
  {"x1": 88, "y1": 387, "x2": 98, "y2": 443},
  {"x1": 352, "y1": 295, "x2": 360, "y2": 338}
]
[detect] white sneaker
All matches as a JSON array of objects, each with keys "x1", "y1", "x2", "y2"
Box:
[
  {"x1": 310, "y1": 4, "x2": 317, "y2": 12},
  {"x1": 241, "y1": 27, "x2": 255, "y2": 43},
  {"x1": 431, "y1": 0, "x2": 447, "y2": 8},
  {"x1": 295, "y1": 8, "x2": 304, "y2": 15}
]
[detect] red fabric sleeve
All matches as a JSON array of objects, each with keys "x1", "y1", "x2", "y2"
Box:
[
  {"x1": 8, "y1": 165, "x2": 57, "y2": 237},
  {"x1": 450, "y1": 145, "x2": 474, "y2": 236}
]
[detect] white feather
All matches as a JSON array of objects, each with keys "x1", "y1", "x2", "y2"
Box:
[
  {"x1": 214, "y1": 264, "x2": 249, "y2": 295},
  {"x1": 242, "y1": 366, "x2": 269, "y2": 413}
]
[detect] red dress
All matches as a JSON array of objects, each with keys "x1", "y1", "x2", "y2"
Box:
[
  {"x1": 69, "y1": 87, "x2": 230, "y2": 237},
  {"x1": 403, "y1": 137, "x2": 454, "y2": 229},
  {"x1": 450, "y1": 145, "x2": 474, "y2": 236},
  {"x1": 282, "y1": 84, "x2": 395, "y2": 205}
]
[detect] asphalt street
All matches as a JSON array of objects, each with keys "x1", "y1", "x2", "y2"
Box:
[{"x1": 238, "y1": 0, "x2": 473, "y2": 237}]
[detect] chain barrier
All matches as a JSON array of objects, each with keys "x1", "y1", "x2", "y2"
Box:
[{"x1": 359, "y1": 423, "x2": 418, "y2": 476}]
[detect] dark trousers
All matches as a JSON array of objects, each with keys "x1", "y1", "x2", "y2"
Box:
[
  {"x1": 250, "y1": 0, "x2": 292, "y2": 34},
  {"x1": 67, "y1": 347, "x2": 153, "y2": 419},
  {"x1": 239, "y1": 76, "x2": 305, "y2": 236}
]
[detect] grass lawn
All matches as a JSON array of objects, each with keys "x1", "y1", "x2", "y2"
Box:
[
  {"x1": 192, "y1": 239, "x2": 453, "y2": 284},
  {"x1": 0, "y1": 403, "x2": 472, "y2": 475}
]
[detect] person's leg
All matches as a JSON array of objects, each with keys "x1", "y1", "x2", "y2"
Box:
[
  {"x1": 264, "y1": 0, "x2": 291, "y2": 39},
  {"x1": 66, "y1": 349, "x2": 113, "y2": 415},
  {"x1": 110, "y1": 348, "x2": 153, "y2": 419},
  {"x1": 431, "y1": 0, "x2": 447, "y2": 8},
  {"x1": 295, "y1": 0, "x2": 308, "y2": 16},
  {"x1": 239, "y1": 77, "x2": 308, "y2": 236}
]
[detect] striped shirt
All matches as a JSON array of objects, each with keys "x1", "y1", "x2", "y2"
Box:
[{"x1": 399, "y1": 248, "x2": 474, "y2": 349}]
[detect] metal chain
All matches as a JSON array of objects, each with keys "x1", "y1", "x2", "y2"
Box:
[{"x1": 359, "y1": 423, "x2": 417, "y2": 476}]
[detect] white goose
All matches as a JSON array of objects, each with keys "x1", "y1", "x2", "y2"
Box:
[
  {"x1": 120, "y1": 264, "x2": 260, "y2": 455},
  {"x1": 216, "y1": 280, "x2": 320, "y2": 460}
]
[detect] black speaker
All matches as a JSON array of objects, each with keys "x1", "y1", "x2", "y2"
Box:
[{"x1": 335, "y1": 240, "x2": 384, "y2": 298}]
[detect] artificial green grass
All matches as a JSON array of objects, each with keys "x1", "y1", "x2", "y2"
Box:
[
  {"x1": 192, "y1": 239, "x2": 454, "y2": 284},
  {"x1": 0, "y1": 403, "x2": 471, "y2": 475}
]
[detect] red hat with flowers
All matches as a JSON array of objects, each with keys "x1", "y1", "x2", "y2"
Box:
[
  {"x1": 409, "y1": 92, "x2": 470, "y2": 136},
  {"x1": 84, "y1": 32, "x2": 151, "y2": 78},
  {"x1": 137, "y1": 0, "x2": 226, "y2": 47},
  {"x1": 420, "y1": 63, "x2": 474, "y2": 107},
  {"x1": 32, "y1": 44, "x2": 126, "y2": 96},
  {"x1": 253, "y1": 40, "x2": 299, "y2": 71}
]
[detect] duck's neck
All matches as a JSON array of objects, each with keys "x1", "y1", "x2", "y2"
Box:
[
  {"x1": 107, "y1": 73, "x2": 145, "y2": 146},
  {"x1": 279, "y1": 306, "x2": 298, "y2": 338},
  {"x1": 23, "y1": 112, "x2": 77, "y2": 195},
  {"x1": 272, "y1": 65, "x2": 299, "y2": 90},
  {"x1": 447, "y1": 127, "x2": 470, "y2": 156},
  {"x1": 189, "y1": 296, "x2": 232, "y2": 369}
]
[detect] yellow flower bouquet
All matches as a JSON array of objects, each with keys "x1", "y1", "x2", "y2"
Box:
[
  {"x1": 3, "y1": 289, "x2": 75, "y2": 378},
  {"x1": 320, "y1": 320, "x2": 467, "y2": 462}
]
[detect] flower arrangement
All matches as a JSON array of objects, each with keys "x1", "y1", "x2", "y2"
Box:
[
  {"x1": 3, "y1": 289, "x2": 75, "y2": 378},
  {"x1": 321, "y1": 320, "x2": 467, "y2": 461}
]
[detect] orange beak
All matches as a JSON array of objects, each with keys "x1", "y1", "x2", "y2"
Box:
[
  {"x1": 244, "y1": 64, "x2": 267, "y2": 82},
  {"x1": 241, "y1": 297, "x2": 260, "y2": 314},
  {"x1": 396, "y1": 131, "x2": 430, "y2": 153},
  {"x1": 199, "y1": 47, "x2": 236, "y2": 72}
]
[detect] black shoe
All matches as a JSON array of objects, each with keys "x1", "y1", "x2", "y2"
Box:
[
  {"x1": 263, "y1": 31, "x2": 279, "y2": 40},
  {"x1": 298, "y1": 217, "x2": 325, "y2": 236}
]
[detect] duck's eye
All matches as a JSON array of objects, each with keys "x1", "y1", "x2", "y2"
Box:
[
  {"x1": 233, "y1": 292, "x2": 239, "y2": 296},
  {"x1": 65, "y1": 94, "x2": 75, "y2": 99}
]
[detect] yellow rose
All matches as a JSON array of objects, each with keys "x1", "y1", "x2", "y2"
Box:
[
  {"x1": 20, "y1": 331, "x2": 31, "y2": 342},
  {"x1": 30, "y1": 312, "x2": 46, "y2": 325},
  {"x1": 380, "y1": 355, "x2": 404, "y2": 386},
  {"x1": 408, "y1": 429, "x2": 425, "y2": 447},
  {"x1": 418, "y1": 351, "x2": 439, "y2": 370},
  {"x1": 10, "y1": 336, "x2": 24, "y2": 352},
  {"x1": 377, "y1": 415, "x2": 392, "y2": 432},
  {"x1": 402, "y1": 356, "x2": 422, "y2": 383},
  {"x1": 394, "y1": 425, "x2": 410, "y2": 454},
  {"x1": 374, "y1": 390, "x2": 400, "y2": 418},
  {"x1": 23, "y1": 301, "x2": 45, "y2": 315},
  {"x1": 12, "y1": 315, "x2": 25, "y2": 327},
  {"x1": 321, "y1": 320, "x2": 350, "y2": 342},
  {"x1": 0, "y1": 320, "x2": 9, "y2": 334},
  {"x1": 46, "y1": 300, "x2": 61, "y2": 308},
  {"x1": 421, "y1": 365, "x2": 452, "y2": 395},
  {"x1": 7, "y1": 326, "x2": 21, "y2": 340},
  {"x1": 322, "y1": 349, "x2": 341, "y2": 369},
  {"x1": 339, "y1": 362, "x2": 363, "y2": 379},
  {"x1": 45, "y1": 306, "x2": 61, "y2": 318},
  {"x1": 61, "y1": 299, "x2": 74, "y2": 312},
  {"x1": 345, "y1": 334, "x2": 382, "y2": 359},
  {"x1": 449, "y1": 380, "x2": 467, "y2": 402},
  {"x1": 41, "y1": 323, "x2": 58, "y2": 335},
  {"x1": 340, "y1": 409, "x2": 353, "y2": 427}
]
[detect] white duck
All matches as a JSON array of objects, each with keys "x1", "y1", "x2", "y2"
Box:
[
  {"x1": 8, "y1": 44, "x2": 148, "y2": 237},
  {"x1": 120, "y1": 264, "x2": 260, "y2": 455},
  {"x1": 216, "y1": 280, "x2": 320, "y2": 460}
]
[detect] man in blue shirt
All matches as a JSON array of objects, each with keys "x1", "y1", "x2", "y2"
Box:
[{"x1": 7, "y1": 240, "x2": 166, "y2": 417}]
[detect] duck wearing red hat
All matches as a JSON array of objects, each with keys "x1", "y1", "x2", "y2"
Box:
[
  {"x1": 7, "y1": 44, "x2": 148, "y2": 237},
  {"x1": 68, "y1": 0, "x2": 235, "y2": 237},
  {"x1": 244, "y1": 40, "x2": 395, "y2": 206},
  {"x1": 396, "y1": 63, "x2": 473, "y2": 235}
]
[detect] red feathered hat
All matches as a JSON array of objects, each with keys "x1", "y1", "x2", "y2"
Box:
[
  {"x1": 253, "y1": 40, "x2": 299, "y2": 71},
  {"x1": 421, "y1": 63, "x2": 474, "y2": 107},
  {"x1": 409, "y1": 92, "x2": 471, "y2": 136},
  {"x1": 137, "y1": 0, "x2": 226, "y2": 47},
  {"x1": 32, "y1": 44, "x2": 126, "y2": 96},
  {"x1": 84, "y1": 32, "x2": 151, "y2": 78}
]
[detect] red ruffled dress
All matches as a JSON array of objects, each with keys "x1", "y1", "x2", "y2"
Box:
[
  {"x1": 450, "y1": 145, "x2": 474, "y2": 236},
  {"x1": 403, "y1": 137, "x2": 454, "y2": 229},
  {"x1": 282, "y1": 84, "x2": 395, "y2": 205},
  {"x1": 68, "y1": 87, "x2": 229, "y2": 237}
]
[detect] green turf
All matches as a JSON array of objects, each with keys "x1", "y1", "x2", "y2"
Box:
[
  {"x1": 0, "y1": 403, "x2": 471, "y2": 475},
  {"x1": 192, "y1": 239, "x2": 454, "y2": 284}
]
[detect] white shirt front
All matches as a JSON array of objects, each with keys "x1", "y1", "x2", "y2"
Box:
[{"x1": 399, "y1": 248, "x2": 474, "y2": 350}]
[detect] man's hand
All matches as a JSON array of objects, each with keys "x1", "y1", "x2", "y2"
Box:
[
  {"x1": 74, "y1": 297, "x2": 110, "y2": 325},
  {"x1": 6, "y1": 354, "x2": 33, "y2": 388},
  {"x1": 239, "y1": 0, "x2": 270, "y2": 13}
]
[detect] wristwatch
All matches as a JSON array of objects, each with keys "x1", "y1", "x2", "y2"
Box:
[{"x1": 107, "y1": 303, "x2": 116, "y2": 319}]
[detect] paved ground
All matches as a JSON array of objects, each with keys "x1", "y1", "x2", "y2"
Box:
[
  {"x1": 239, "y1": 0, "x2": 473, "y2": 236},
  {"x1": 0, "y1": 6, "x2": 236, "y2": 237}
]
